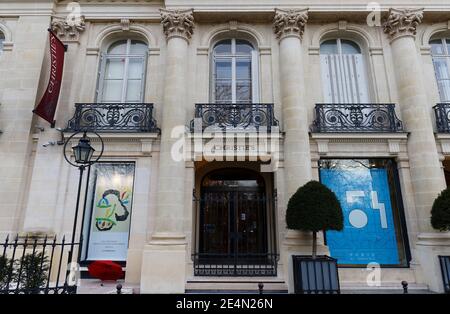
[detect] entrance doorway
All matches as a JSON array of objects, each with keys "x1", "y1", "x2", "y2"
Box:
[{"x1": 194, "y1": 168, "x2": 277, "y2": 276}]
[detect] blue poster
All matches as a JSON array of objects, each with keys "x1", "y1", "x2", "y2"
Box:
[{"x1": 320, "y1": 168, "x2": 400, "y2": 265}]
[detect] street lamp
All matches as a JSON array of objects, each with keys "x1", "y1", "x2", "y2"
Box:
[{"x1": 63, "y1": 131, "x2": 104, "y2": 270}]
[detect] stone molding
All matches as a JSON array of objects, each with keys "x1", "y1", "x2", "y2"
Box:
[
  {"x1": 160, "y1": 9, "x2": 194, "y2": 42},
  {"x1": 273, "y1": 8, "x2": 308, "y2": 41},
  {"x1": 51, "y1": 15, "x2": 86, "y2": 41},
  {"x1": 383, "y1": 8, "x2": 424, "y2": 41}
]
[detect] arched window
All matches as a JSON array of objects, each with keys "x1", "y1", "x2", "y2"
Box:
[
  {"x1": 320, "y1": 39, "x2": 369, "y2": 103},
  {"x1": 212, "y1": 39, "x2": 258, "y2": 103},
  {"x1": 97, "y1": 39, "x2": 148, "y2": 103},
  {"x1": 0, "y1": 32, "x2": 5, "y2": 53},
  {"x1": 430, "y1": 38, "x2": 450, "y2": 103}
]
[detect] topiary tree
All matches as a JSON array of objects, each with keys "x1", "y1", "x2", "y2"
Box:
[
  {"x1": 431, "y1": 188, "x2": 450, "y2": 231},
  {"x1": 286, "y1": 180, "x2": 344, "y2": 258}
]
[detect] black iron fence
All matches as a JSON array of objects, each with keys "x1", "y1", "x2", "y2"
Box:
[
  {"x1": 190, "y1": 103, "x2": 279, "y2": 132},
  {"x1": 0, "y1": 235, "x2": 80, "y2": 294},
  {"x1": 439, "y1": 255, "x2": 450, "y2": 293},
  {"x1": 65, "y1": 103, "x2": 160, "y2": 133},
  {"x1": 192, "y1": 253, "x2": 278, "y2": 277},
  {"x1": 312, "y1": 103, "x2": 404, "y2": 133},
  {"x1": 434, "y1": 103, "x2": 450, "y2": 133}
]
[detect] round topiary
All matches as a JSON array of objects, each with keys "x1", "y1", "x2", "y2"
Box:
[
  {"x1": 286, "y1": 180, "x2": 344, "y2": 258},
  {"x1": 431, "y1": 188, "x2": 450, "y2": 231}
]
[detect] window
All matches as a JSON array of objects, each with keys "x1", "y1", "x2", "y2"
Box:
[
  {"x1": 97, "y1": 39, "x2": 148, "y2": 103},
  {"x1": 319, "y1": 159, "x2": 410, "y2": 267},
  {"x1": 320, "y1": 39, "x2": 369, "y2": 103},
  {"x1": 430, "y1": 38, "x2": 450, "y2": 103},
  {"x1": 212, "y1": 39, "x2": 258, "y2": 103},
  {"x1": 80, "y1": 162, "x2": 135, "y2": 263},
  {"x1": 0, "y1": 32, "x2": 4, "y2": 53}
]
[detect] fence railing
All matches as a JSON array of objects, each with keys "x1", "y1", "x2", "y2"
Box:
[
  {"x1": 439, "y1": 255, "x2": 450, "y2": 294},
  {"x1": 65, "y1": 103, "x2": 160, "y2": 133},
  {"x1": 192, "y1": 253, "x2": 278, "y2": 277},
  {"x1": 434, "y1": 103, "x2": 450, "y2": 133},
  {"x1": 190, "y1": 103, "x2": 279, "y2": 132},
  {"x1": 312, "y1": 103, "x2": 404, "y2": 133},
  {"x1": 0, "y1": 235, "x2": 80, "y2": 294}
]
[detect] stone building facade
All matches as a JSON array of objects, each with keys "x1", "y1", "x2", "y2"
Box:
[{"x1": 1, "y1": 0, "x2": 450, "y2": 293}]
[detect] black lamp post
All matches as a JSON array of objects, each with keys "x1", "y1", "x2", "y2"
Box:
[{"x1": 63, "y1": 131, "x2": 104, "y2": 269}]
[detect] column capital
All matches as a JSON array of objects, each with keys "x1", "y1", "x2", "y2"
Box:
[
  {"x1": 160, "y1": 9, "x2": 194, "y2": 42},
  {"x1": 383, "y1": 8, "x2": 424, "y2": 42},
  {"x1": 273, "y1": 8, "x2": 308, "y2": 41}
]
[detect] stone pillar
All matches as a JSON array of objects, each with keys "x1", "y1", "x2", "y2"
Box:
[
  {"x1": 274, "y1": 9, "x2": 328, "y2": 293},
  {"x1": 140, "y1": 9, "x2": 194, "y2": 293},
  {"x1": 384, "y1": 8, "x2": 450, "y2": 292},
  {"x1": 274, "y1": 8, "x2": 312, "y2": 198}
]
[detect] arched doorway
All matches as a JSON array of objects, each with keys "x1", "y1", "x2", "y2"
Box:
[{"x1": 195, "y1": 168, "x2": 277, "y2": 276}]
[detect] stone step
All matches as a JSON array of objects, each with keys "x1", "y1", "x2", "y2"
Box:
[
  {"x1": 340, "y1": 282, "x2": 431, "y2": 293},
  {"x1": 186, "y1": 277, "x2": 288, "y2": 293}
]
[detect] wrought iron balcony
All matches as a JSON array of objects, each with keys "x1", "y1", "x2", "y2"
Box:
[
  {"x1": 190, "y1": 103, "x2": 279, "y2": 132},
  {"x1": 434, "y1": 103, "x2": 450, "y2": 133},
  {"x1": 65, "y1": 103, "x2": 159, "y2": 133},
  {"x1": 312, "y1": 103, "x2": 404, "y2": 133}
]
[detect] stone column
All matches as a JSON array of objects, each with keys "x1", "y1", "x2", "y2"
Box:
[
  {"x1": 384, "y1": 8, "x2": 450, "y2": 292},
  {"x1": 274, "y1": 9, "x2": 328, "y2": 293},
  {"x1": 140, "y1": 9, "x2": 194, "y2": 293},
  {"x1": 274, "y1": 8, "x2": 312, "y2": 198}
]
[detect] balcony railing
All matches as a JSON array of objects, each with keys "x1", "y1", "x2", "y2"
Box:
[
  {"x1": 65, "y1": 103, "x2": 159, "y2": 133},
  {"x1": 190, "y1": 103, "x2": 279, "y2": 132},
  {"x1": 434, "y1": 103, "x2": 450, "y2": 133},
  {"x1": 312, "y1": 103, "x2": 404, "y2": 133}
]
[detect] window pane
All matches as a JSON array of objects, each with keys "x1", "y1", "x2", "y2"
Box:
[
  {"x1": 215, "y1": 80, "x2": 232, "y2": 102},
  {"x1": 341, "y1": 40, "x2": 361, "y2": 54},
  {"x1": 433, "y1": 59, "x2": 450, "y2": 80},
  {"x1": 108, "y1": 40, "x2": 127, "y2": 54},
  {"x1": 105, "y1": 58, "x2": 125, "y2": 79},
  {"x1": 84, "y1": 163, "x2": 135, "y2": 262},
  {"x1": 430, "y1": 39, "x2": 445, "y2": 55},
  {"x1": 320, "y1": 159, "x2": 408, "y2": 266},
  {"x1": 0, "y1": 33, "x2": 4, "y2": 52},
  {"x1": 447, "y1": 39, "x2": 450, "y2": 55},
  {"x1": 320, "y1": 40, "x2": 338, "y2": 54},
  {"x1": 215, "y1": 60, "x2": 232, "y2": 79},
  {"x1": 438, "y1": 80, "x2": 450, "y2": 102},
  {"x1": 236, "y1": 81, "x2": 251, "y2": 102},
  {"x1": 236, "y1": 40, "x2": 253, "y2": 54},
  {"x1": 128, "y1": 58, "x2": 144, "y2": 79},
  {"x1": 126, "y1": 80, "x2": 142, "y2": 102},
  {"x1": 130, "y1": 41, "x2": 147, "y2": 54},
  {"x1": 236, "y1": 60, "x2": 251, "y2": 80},
  {"x1": 214, "y1": 40, "x2": 232, "y2": 54},
  {"x1": 102, "y1": 80, "x2": 123, "y2": 102}
]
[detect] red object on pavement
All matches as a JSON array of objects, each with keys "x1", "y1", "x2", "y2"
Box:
[{"x1": 88, "y1": 261, "x2": 124, "y2": 281}]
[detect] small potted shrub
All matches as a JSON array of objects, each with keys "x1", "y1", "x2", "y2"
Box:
[
  {"x1": 287, "y1": 180, "x2": 344, "y2": 294},
  {"x1": 431, "y1": 188, "x2": 450, "y2": 293}
]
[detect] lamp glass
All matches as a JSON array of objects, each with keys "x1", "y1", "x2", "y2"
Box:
[{"x1": 72, "y1": 135, "x2": 95, "y2": 164}]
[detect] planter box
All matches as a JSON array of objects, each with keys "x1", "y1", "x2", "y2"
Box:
[
  {"x1": 439, "y1": 256, "x2": 450, "y2": 294},
  {"x1": 292, "y1": 255, "x2": 340, "y2": 294}
]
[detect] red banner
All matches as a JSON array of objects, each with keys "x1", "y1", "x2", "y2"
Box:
[{"x1": 33, "y1": 30, "x2": 66, "y2": 126}]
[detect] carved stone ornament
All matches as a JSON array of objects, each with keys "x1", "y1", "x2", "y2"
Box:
[
  {"x1": 51, "y1": 15, "x2": 86, "y2": 41},
  {"x1": 160, "y1": 9, "x2": 194, "y2": 41},
  {"x1": 383, "y1": 8, "x2": 424, "y2": 41},
  {"x1": 273, "y1": 8, "x2": 309, "y2": 40}
]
